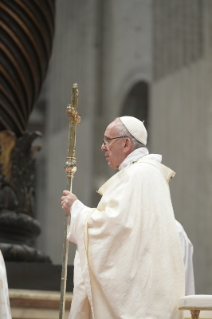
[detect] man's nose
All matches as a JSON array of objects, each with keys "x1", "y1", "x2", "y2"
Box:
[{"x1": 101, "y1": 143, "x2": 107, "y2": 151}]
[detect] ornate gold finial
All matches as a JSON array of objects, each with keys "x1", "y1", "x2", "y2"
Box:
[{"x1": 64, "y1": 84, "x2": 81, "y2": 184}]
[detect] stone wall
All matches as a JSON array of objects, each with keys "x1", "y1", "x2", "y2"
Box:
[
  {"x1": 34, "y1": 0, "x2": 153, "y2": 265},
  {"x1": 151, "y1": 0, "x2": 212, "y2": 293}
]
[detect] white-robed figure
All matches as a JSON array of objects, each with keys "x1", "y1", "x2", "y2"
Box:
[
  {"x1": 61, "y1": 117, "x2": 185, "y2": 319},
  {"x1": 0, "y1": 251, "x2": 12, "y2": 319}
]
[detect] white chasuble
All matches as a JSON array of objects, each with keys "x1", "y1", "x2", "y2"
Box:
[
  {"x1": 0, "y1": 251, "x2": 12, "y2": 319},
  {"x1": 68, "y1": 159, "x2": 185, "y2": 319}
]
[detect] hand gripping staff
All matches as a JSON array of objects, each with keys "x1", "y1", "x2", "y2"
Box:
[{"x1": 59, "y1": 83, "x2": 81, "y2": 319}]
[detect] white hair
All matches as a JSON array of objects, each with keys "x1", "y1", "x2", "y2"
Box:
[{"x1": 115, "y1": 119, "x2": 145, "y2": 150}]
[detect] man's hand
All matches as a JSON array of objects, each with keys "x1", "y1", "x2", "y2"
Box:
[{"x1": 61, "y1": 190, "x2": 77, "y2": 216}]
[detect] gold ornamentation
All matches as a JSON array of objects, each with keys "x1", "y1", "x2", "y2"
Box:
[
  {"x1": 59, "y1": 83, "x2": 81, "y2": 319},
  {"x1": 190, "y1": 309, "x2": 200, "y2": 319},
  {"x1": 64, "y1": 84, "x2": 80, "y2": 184}
]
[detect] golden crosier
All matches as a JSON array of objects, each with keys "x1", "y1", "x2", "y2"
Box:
[
  {"x1": 65, "y1": 157, "x2": 77, "y2": 179},
  {"x1": 59, "y1": 83, "x2": 81, "y2": 319},
  {"x1": 64, "y1": 84, "x2": 81, "y2": 183},
  {"x1": 66, "y1": 105, "x2": 81, "y2": 124}
]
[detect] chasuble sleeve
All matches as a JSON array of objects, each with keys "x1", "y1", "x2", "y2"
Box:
[{"x1": 68, "y1": 199, "x2": 86, "y2": 244}]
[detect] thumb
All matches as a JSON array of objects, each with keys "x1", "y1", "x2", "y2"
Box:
[{"x1": 63, "y1": 190, "x2": 71, "y2": 195}]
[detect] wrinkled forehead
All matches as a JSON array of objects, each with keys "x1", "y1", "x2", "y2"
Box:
[{"x1": 104, "y1": 119, "x2": 120, "y2": 136}]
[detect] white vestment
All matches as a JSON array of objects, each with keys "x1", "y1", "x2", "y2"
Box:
[
  {"x1": 68, "y1": 149, "x2": 185, "y2": 319},
  {"x1": 0, "y1": 251, "x2": 12, "y2": 319},
  {"x1": 175, "y1": 221, "x2": 195, "y2": 295}
]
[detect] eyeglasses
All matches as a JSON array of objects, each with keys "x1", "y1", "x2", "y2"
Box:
[{"x1": 102, "y1": 136, "x2": 127, "y2": 146}]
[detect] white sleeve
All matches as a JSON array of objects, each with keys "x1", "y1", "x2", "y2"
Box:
[
  {"x1": 0, "y1": 251, "x2": 12, "y2": 319},
  {"x1": 176, "y1": 221, "x2": 195, "y2": 295},
  {"x1": 67, "y1": 199, "x2": 87, "y2": 244},
  {"x1": 181, "y1": 236, "x2": 195, "y2": 295}
]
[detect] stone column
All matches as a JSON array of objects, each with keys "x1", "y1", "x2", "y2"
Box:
[{"x1": 0, "y1": 0, "x2": 55, "y2": 261}]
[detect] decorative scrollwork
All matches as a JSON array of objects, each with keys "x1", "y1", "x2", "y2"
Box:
[
  {"x1": 66, "y1": 105, "x2": 81, "y2": 125},
  {"x1": 0, "y1": 131, "x2": 50, "y2": 262}
]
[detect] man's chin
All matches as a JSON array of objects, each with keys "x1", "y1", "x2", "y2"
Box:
[
  {"x1": 107, "y1": 162, "x2": 118, "y2": 170},
  {"x1": 107, "y1": 161, "x2": 113, "y2": 168}
]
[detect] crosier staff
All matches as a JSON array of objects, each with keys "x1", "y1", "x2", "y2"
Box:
[{"x1": 59, "y1": 83, "x2": 81, "y2": 319}]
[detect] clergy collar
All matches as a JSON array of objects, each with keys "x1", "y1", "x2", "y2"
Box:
[{"x1": 119, "y1": 147, "x2": 162, "y2": 171}]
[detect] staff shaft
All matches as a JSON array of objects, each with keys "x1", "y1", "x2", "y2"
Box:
[{"x1": 59, "y1": 84, "x2": 80, "y2": 319}]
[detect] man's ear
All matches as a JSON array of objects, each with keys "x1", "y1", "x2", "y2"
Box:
[{"x1": 123, "y1": 138, "x2": 133, "y2": 153}]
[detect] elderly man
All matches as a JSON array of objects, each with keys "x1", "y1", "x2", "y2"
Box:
[{"x1": 61, "y1": 116, "x2": 185, "y2": 319}]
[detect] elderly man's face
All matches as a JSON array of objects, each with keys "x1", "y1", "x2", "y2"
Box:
[{"x1": 101, "y1": 119, "x2": 130, "y2": 169}]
